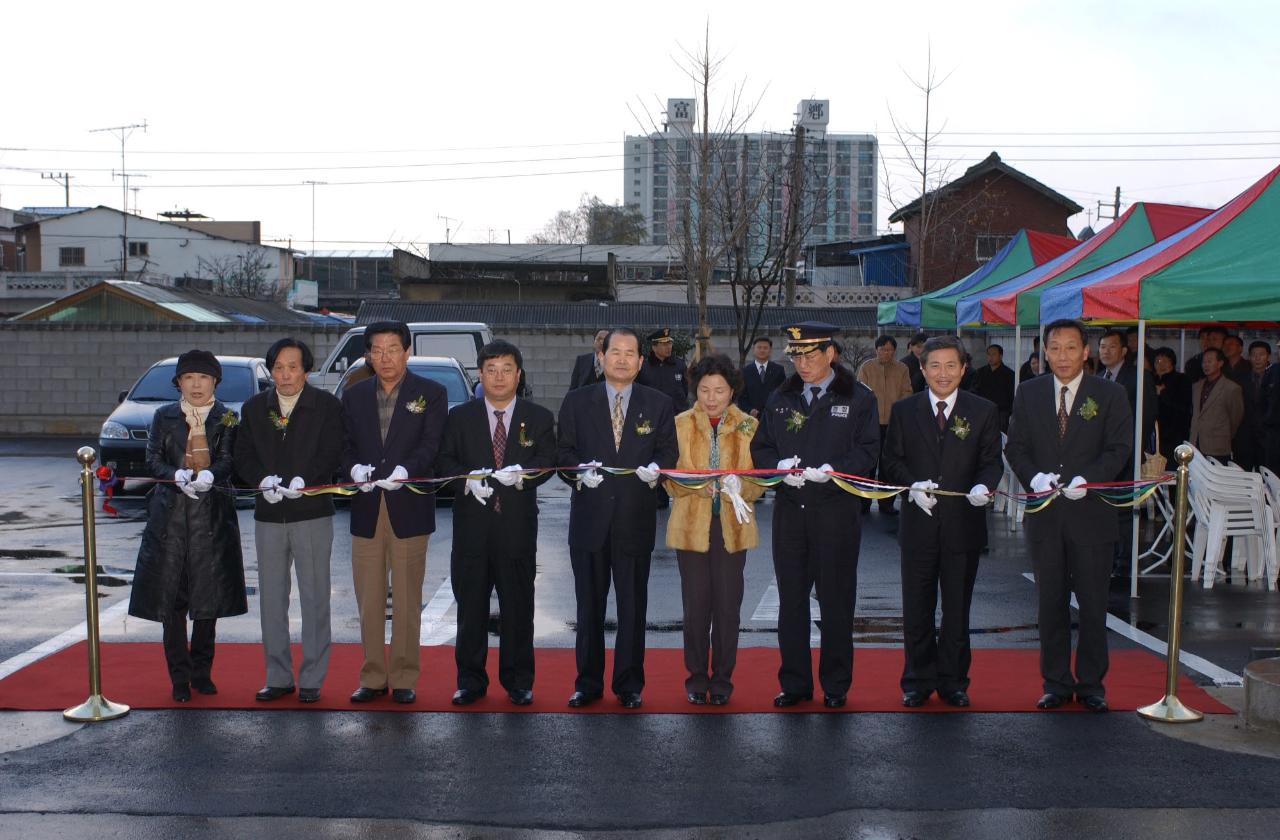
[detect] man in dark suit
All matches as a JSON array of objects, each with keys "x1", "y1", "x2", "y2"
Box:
[
  {"x1": 969, "y1": 343, "x2": 1015, "y2": 432},
  {"x1": 437, "y1": 340, "x2": 557, "y2": 707},
  {"x1": 341, "y1": 321, "x2": 448, "y2": 705},
  {"x1": 751, "y1": 322, "x2": 881, "y2": 708},
  {"x1": 1019, "y1": 336, "x2": 1042, "y2": 382},
  {"x1": 881, "y1": 336, "x2": 1003, "y2": 708},
  {"x1": 1236, "y1": 341, "x2": 1273, "y2": 470},
  {"x1": 738, "y1": 335, "x2": 787, "y2": 417},
  {"x1": 902, "y1": 332, "x2": 928, "y2": 393},
  {"x1": 569, "y1": 329, "x2": 609, "y2": 392},
  {"x1": 558, "y1": 327, "x2": 678, "y2": 709},
  {"x1": 1097, "y1": 329, "x2": 1156, "y2": 575},
  {"x1": 637, "y1": 327, "x2": 689, "y2": 412},
  {"x1": 1006, "y1": 318, "x2": 1132, "y2": 713}
]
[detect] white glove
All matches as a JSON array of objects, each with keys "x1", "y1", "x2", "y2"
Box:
[
  {"x1": 966, "y1": 483, "x2": 992, "y2": 507},
  {"x1": 801, "y1": 463, "x2": 833, "y2": 484},
  {"x1": 635, "y1": 462, "x2": 661, "y2": 488},
  {"x1": 280, "y1": 476, "x2": 305, "y2": 500},
  {"x1": 1029, "y1": 472, "x2": 1060, "y2": 495},
  {"x1": 465, "y1": 475, "x2": 494, "y2": 504},
  {"x1": 375, "y1": 464, "x2": 408, "y2": 491},
  {"x1": 778, "y1": 456, "x2": 805, "y2": 488},
  {"x1": 721, "y1": 473, "x2": 743, "y2": 496},
  {"x1": 351, "y1": 464, "x2": 376, "y2": 493},
  {"x1": 174, "y1": 468, "x2": 199, "y2": 500},
  {"x1": 909, "y1": 480, "x2": 938, "y2": 515},
  {"x1": 259, "y1": 474, "x2": 284, "y2": 505},
  {"x1": 189, "y1": 469, "x2": 214, "y2": 493},
  {"x1": 576, "y1": 461, "x2": 604, "y2": 490},
  {"x1": 726, "y1": 488, "x2": 753, "y2": 525},
  {"x1": 1062, "y1": 475, "x2": 1088, "y2": 501},
  {"x1": 492, "y1": 465, "x2": 525, "y2": 488}
]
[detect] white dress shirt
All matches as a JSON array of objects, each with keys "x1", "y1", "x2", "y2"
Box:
[
  {"x1": 1052, "y1": 370, "x2": 1086, "y2": 414},
  {"x1": 928, "y1": 388, "x2": 959, "y2": 422}
]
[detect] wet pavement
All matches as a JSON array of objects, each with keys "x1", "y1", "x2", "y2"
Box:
[{"x1": 1, "y1": 441, "x2": 1278, "y2": 837}]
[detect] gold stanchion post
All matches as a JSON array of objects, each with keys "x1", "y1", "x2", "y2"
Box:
[
  {"x1": 63, "y1": 446, "x2": 129, "y2": 723},
  {"x1": 1137, "y1": 444, "x2": 1203, "y2": 723}
]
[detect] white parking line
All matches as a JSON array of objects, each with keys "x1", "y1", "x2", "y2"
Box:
[
  {"x1": 0, "y1": 598, "x2": 132, "y2": 680},
  {"x1": 750, "y1": 581, "x2": 822, "y2": 643},
  {"x1": 1019, "y1": 571, "x2": 1243, "y2": 686},
  {"x1": 419, "y1": 576, "x2": 456, "y2": 645}
]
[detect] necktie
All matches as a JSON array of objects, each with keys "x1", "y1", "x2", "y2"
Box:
[
  {"x1": 759, "y1": 364, "x2": 767, "y2": 378},
  {"x1": 492, "y1": 409, "x2": 507, "y2": 512},
  {"x1": 612, "y1": 393, "x2": 624, "y2": 451},
  {"x1": 810, "y1": 386, "x2": 821, "y2": 405},
  {"x1": 936, "y1": 400, "x2": 947, "y2": 434},
  {"x1": 1058, "y1": 386, "x2": 1070, "y2": 439},
  {"x1": 1103, "y1": 369, "x2": 1113, "y2": 381}
]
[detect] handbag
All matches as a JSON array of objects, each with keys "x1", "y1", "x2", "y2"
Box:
[{"x1": 1141, "y1": 421, "x2": 1168, "y2": 479}]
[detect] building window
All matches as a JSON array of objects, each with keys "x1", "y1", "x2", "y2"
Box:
[
  {"x1": 128, "y1": 241, "x2": 149, "y2": 257},
  {"x1": 975, "y1": 234, "x2": 1013, "y2": 262},
  {"x1": 59, "y1": 247, "x2": 86, "y2": 267}
]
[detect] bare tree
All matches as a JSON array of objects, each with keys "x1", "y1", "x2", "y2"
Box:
[
  {"x1": 529, "y1": 194, "x2": 647, "y2": 245},
  {"x1": 194, "y1": 248, "x2": 281, "y2": 299}
]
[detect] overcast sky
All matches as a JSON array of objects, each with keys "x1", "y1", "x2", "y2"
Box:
[{"x1": 2, "y1": 0, "x2": 1277, "y2": 251}]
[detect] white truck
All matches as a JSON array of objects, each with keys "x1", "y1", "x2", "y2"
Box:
[{"x1": 309, "y1": 321, "x2": 493, "y2": 392}]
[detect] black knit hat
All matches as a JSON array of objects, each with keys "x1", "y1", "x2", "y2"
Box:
[{"x1": 173, "y1": 349, "x2": 222, "y2": 385}]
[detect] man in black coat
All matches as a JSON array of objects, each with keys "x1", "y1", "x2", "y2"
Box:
[
  {"x1": 568, "y1": 329, "x2": 609, "y2": 391},
  {"x1": 751, "y1": 322, "x2": 881, "y2": 708},
  {"x1": 436, "y1": 340, "x2": 557, "y2": 707},
  {"x1": 902, "y1": 332, "x2": 928, "y2": 393},
  {"x1": 1097, "y1": 329, "x2": 1157, "y2": 574},
  {"x1": 234, "y1": 338, "x2": 344, "y2": 704},
  {"x1": 557, "y1": 327, "x2": 678, "y2": 709},
  {"x1": 969, "y1": 343, "x2": 1015, "y2": 432},
  {"x1": 738, "y1": 335, "x2": 787, "y2": 417},
  {"x1": 341, "y1": 321, "x2": 448, "y2": 704},
  {"x1": 881, "y1": 336, "x2": 1003, "y2": 708},
  {"x1": 637, "y1": 327, "x2": 689, "y2": 412},
  {"x1": 1006, "y1": 318, "x2": 1133, "y2": 712},
  {"x1": 1262, "y1": 350, "x2": 1280, "y2": 475}
]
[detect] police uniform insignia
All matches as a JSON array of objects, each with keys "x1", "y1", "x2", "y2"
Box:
[
  {"x1": 674, "y1": 373, "x2": 682, "y2": 381},
  {"x1": 787, "y1": 326, "x2": 802, "y2": 340},
  {"x1": 831, "y1": 405, "x2": 849, "y2": 418}
]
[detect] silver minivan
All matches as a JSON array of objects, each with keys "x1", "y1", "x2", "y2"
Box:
[{"x1": 309, "y1": 321, "x2": 493, "y2": 391}]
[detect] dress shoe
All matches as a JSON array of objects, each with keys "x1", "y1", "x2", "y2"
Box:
[
  {"x1": 392, "y1": 688, "x2": 416, "y2": 704},
  {"x1": 1080, "y1": 694, "x2": 1109, "y2": 713},
  {"x1": 255, "y1": 685, "x2": 296, "y2": 702},
  {"x1": 451, "y1": 688, "x2": 485, "y2": 706},
  {"x1": 619, "y1": 692, "x2": 643, "y2": 709},
  {"x1": 567, "y1": 690, "x2": 602, "y2": 708},
  {"x1": 709, "y1": 693, "x2": 730, "y2": 706},
  {"x1": 1036, "y1": 692, "x2": 1069, "y2": 710},
  {"x1": 172, "y1": 683, "x2": 191, "y2": 703},
  {"x1": 772, "y1": 691, "x2": 812, "y2": 708},
  {"x1": 901, "y1": 690, "x2": 930, "y2": 707},
  {"x1": 192, "y1": 677, "x2": 218, "y2": 695},
  {"x1": 942, "y1": 690, "x2": 970, "y2": 708},
  {"x1": 823, "y1": 693, "x2": 847, "y2": 708},
  {"x1": 298, "y1": 688, "x2": 321, "y2": 704},
  {"x1": 507, "y1": 689, "x2": 533, "y2": 706},
  {"x1": 686, "y1": 691, "x2": 708, "y2": 705},
  {"x1": 349, "y1": 686, "x2": 388, "y2": 703}
]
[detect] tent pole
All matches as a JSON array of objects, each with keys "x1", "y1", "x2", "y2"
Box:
[
  {"x1": 1014, "y1": 324, "x2": 1023, "y2": 387},
  {"x1": 1179, "y1": 329, "x2": 1186, "y2": 367},
  {"x1": 1131, "y1": 319, "x2": 1147, "y2": 599}
]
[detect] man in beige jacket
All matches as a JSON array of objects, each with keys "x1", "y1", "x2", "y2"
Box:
[
  {"x1": 1190, "y1": 347, "x2": 1245, "y2": 461},
  {"x1": 858, "y1": 335, "x2": 914, "y2": 514}
]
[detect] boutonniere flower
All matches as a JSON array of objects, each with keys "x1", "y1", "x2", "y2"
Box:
[
  {"x1": 517, "y1": 422, "x2": 534, "y2": 447},
  {"x1": 950, "y1": 415, "x2": 971, "y2": 440},
  {"x1": 634, "y1": 418, "x2": 653, "y2": 436},
  {"x1": 1077, "y1": 396, "x2": 1099, "y2": 421},
  {"x1": 219, "y1": 409, "x2": 238, "y2": 428},
  {"x1": 405, "y1": 396, "x2": 427, "y2": 414},
  {"x1": 268, "y1": 410, "x2": 289, "y2": 432},
  {"x1": 784, "y1": 409, "x2": 807, "y2": 433},
  {"x1": 736, "y1": 418, "x2": 755, "y2": 436}
]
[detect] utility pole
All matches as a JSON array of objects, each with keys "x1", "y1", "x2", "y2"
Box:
[
  {"x1": 42, "y1": 172, "x2": 73, "y2": 207},
  {"x1": 303, "y1": 181, "x2": 327, "y2": 259},
  {"x1": 784, "y1": 123, "x2": 806, "y2": 307},
  {"x1": 1097, "y1": 186, "x2": 1122, "y2": 222},
  {"x1": 90, "y1": 121, "x2": 147, "y2": 279}
]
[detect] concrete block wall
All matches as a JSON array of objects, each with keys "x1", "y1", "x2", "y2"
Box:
[{"x1": 493, "y1": 328, "x2": 597, "y2": 418}]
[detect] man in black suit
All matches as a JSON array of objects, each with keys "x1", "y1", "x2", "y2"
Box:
[
  {"x1": 637, "y1": 327, "x2": 689, "y2": 412},
  {"x1": 341, "y1": 321, "x2": 448, "y2": 705},
  {"x1": 558, "y1": 327, "x2": 678, "y2": 709},
  {"x1": 1006, "y1": 318, "x2": 1132, "y2": 713},
  {"x1": 902, "y1": 332, "x2": 928, "y2": 393},
  {"x1": 1018, "y1": 336, "x2": 1042, "y2": 382},
  {"x1": 1097, "y1": 328, "x2": 1157, "y2": 574},
  {"x1": 738, "y1": 335, "x2": 786, "y2": 417},
  {"x1": 569, "y1": 329, "x2": 609, "y2": 392},
  {"x1": 881, "y1": 336, "x2": 1003, "y2": 708},
  {"x1": 437, "y1": 340, "x2": 557, "y2": 707},
  {"x1": 969, "y1": 343, "x2": 1015, "y2": 432}
]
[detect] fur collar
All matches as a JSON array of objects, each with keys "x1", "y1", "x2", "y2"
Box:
[{"x1": 780, "y1": 363, "x2": 855, "y2": 396}]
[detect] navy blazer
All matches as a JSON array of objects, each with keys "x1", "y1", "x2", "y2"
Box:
[
  {"x1": 737, "y1": 360, "x2": 787, "y2": 415},
  {"x1": 880, "y1": 390, "x2": 1004, "y2": 552},
  {"x1": 341, "y1": 371, "x2": 448, "y2": 539},
  {"x1": 557, "y1": 381, "x2": 678, "y2": 554},
  {"x1": 1005, "y1": 373, "x2": 1133, "y2": 546}
]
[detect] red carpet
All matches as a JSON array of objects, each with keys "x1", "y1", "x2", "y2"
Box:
[{"x1": 0, "y1": 642, "x2": 1231, "y2": 714}]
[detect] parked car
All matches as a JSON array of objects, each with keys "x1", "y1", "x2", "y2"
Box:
[
  {"x1": 99, "y1": 356, "x2": 269, "y2": 487},
  {"x1": 333, "y1": 356, "x2": 474, "y2": 410},
  {"x1": 310, "y1": 322, "x2": 492, "y2": 392}
]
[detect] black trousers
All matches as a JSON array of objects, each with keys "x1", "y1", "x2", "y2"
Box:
[
  {"x1": 1032, "y1": 536, "x2": 1113, "y2": 698},
  {"x1": 451, "y1": 541, "x2": 536, "y2": 694},
  {"x1": 862, "y1": 425, "x2": 895, "y2": 512},
  {"x1": 900, "y1": 545, "x2": 980, "y2": 695},
  {"x1": 676, "y1": 517, "x2": 747, "y2": 696},
  {"x1": 162, "y1": 611, "x2": 216, "y2": 687},
  {"x1": 771, "y1": 497, "x2": 861, "y2": 697},
  {"x1": 571, "y1": 535, "x2": 651, "y2": 696}
]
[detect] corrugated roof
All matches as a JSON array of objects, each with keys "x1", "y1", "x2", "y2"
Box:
[
  {"x1": 428, "y1": 243, "x2": 677, "y2": 265},
  {"x1": 304, "y1": 250, "x2": 394, "y2": 259},
  {"x1": 356, "y1": 300, "x2": 877, "y2": 331},
  {"x1": 12, "y1": 279, "x2": 330, "y2": 325}
]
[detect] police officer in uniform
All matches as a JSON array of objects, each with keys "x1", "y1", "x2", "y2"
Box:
[
  {"x1": 638, "y1": 328, "x2": 690, "y2": 412},
  {"x1": 751, "y1": 322, "x2": 881, "y2": 708}
]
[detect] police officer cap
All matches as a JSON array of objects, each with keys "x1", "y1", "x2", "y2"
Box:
[
  {"x1": 783, "y1": 321, "x2": 839, "y2": 355},
  {"x1": 647, "y1": 327, "x2": 673, "y2": 343},
  {"x1": 173, "y1": 349, "x2": 222, "y2": 384}
]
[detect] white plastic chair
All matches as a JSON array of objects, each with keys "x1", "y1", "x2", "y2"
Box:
[{"x1": 1185, "y1": 448, "x2": 1276, "y2": 589}]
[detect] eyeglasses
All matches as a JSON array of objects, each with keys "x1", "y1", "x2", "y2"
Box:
[{"x1": 368, "y1": 347, "x2": 404, "y2": 360}]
